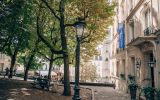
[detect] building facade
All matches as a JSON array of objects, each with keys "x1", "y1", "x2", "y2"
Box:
[
  {"x1": 0, "y1": 53, "x2": 10, "y2": 72},
  {"x1": 109, "y1": 0, "x2": 160, "y2": 93},
  {"x1": 92, "y1": 32, "x2": 112, "y2": 82}
]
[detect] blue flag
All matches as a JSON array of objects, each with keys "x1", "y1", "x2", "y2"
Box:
[{"x1": 119, "y1": 23, "x2": 125, "y2": 48}]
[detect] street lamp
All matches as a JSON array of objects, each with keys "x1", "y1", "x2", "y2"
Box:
[
  {"x1": 148, "y1": 60, "x2": 156, "y2": 87},
  {"x1": 148, "y1": 61, "x2": 155, "y2": 68},
  {"x1": 73, "y1": 18, "x2": 85, "y2": 100}
]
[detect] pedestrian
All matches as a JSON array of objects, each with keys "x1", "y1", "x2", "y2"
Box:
[
  {"x1": 13, "y1": 69, "x2": 17, "y2": 76},
  {"x1": 60, "y1": 76, "x2": 64, "y2": 84},
  {"x1": 4, "y1": 67, "x2": 9, "y2": 78}
]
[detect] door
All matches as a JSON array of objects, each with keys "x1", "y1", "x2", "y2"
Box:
[{"x1": 149, "y1": 53, "x2": 155, "y2": 87}]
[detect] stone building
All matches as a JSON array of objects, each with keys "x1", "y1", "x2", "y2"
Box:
[
  {"x1": 109, "y1": 0, "x2": 160, "y2": 93},
  {"x1": 0, "y1": 53, "x2": 10, "y2": 72}
]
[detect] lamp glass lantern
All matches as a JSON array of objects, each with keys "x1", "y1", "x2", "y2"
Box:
[
  {"x1": 75, "y1": 22, "x2": 85, "y2": 38},
  {"x1": 148, "y1": 61, "x2": 155, "y2": 68}
]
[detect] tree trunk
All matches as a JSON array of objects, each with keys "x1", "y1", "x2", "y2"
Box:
[
  {"x1": 24, "y1": 65, "x2": 29, "y2": 81},
  {"x1": 24, "y1": 52, "x2": 36, "y2": 81},
  {"x1": 48, "y1": 53, "x2": 54, "y2": 81},
  {"x1": 8, "y1": 53, "x2": 17, "y2": 78},
  {"x1": 24, "y1": 40, "x2": 39, "y2": 81},
  {"x1": 60, "y1": 0, "x2": 71, "y2": 96}
]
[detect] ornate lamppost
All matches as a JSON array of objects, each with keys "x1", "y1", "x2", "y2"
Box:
[
  {"x1": 148, "y1": 61, "x2": 155, "y2": 68},
  {"x1": 72, "y1": 18, "x2": 85, "y2": 100}
]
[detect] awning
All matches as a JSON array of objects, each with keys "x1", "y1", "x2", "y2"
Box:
[{"x1": 127, "y1": 36, "x2": 157, "y2": 46}]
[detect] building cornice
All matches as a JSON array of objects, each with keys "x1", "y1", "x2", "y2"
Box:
[{"x1": 126, "y1": 0, "x2": 145, "y2": 22}]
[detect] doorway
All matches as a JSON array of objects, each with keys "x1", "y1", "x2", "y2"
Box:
[
  {"x1": 144, "y1": 52, "x2": 155, "y2": 87},
  {"x1": 149, "y1": 53, "x2": 155, "y2": 87}
]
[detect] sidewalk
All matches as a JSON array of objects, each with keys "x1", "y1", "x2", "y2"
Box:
[
  {"x1": 0, "y1": 77, "x2": 92, "y2": 100},
  {"x1": 82, "y1": 86, "x2": 130, "y2": 100},
  {"x1": 0, "y1": 75, "x2": 33, "y2": 81}
]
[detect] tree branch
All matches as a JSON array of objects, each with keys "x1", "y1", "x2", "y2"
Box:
[
  {"x1": 84, "y1": 10, "x2": 89, "y2": 20},
  {"x1": 37, "y1": 51, "x2": 50, "y2": 61},
  {"x1": 64, "y1": 23, "x2": 75, "y2": 27},
  {"x1": 81, "y1": 30, "x2": 92, "y2": 43},
  {"x1": 41, "y1": 0, "x2": 60, "y2": 20},
  {"x1": 0, "y1": 37, "x2": 10, "y2": 51},
  {"x1": 53, "y1": 56, "x2": 63, "y2": 61},
  {"x1": 36, "y1": 15, "x2": 63, "y2": 54},
  {"x1": 81, "y1": 37, "x2": 92, "y2": 44}
]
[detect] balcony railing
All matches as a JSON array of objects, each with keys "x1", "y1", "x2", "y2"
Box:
[
  {"x1": 144, "y1": 26, "x2": 153, "y2": 36},
  {"x1": 116, "y1": 48, "x2": 125, "y2": 54}
]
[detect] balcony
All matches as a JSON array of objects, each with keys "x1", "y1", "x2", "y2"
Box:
[
  {"x1": 116, "y1": 48, "x2": 125, "y2": 55},
  {"x1": 144, "y1": 26, "x2": 153, "y2": 36}
]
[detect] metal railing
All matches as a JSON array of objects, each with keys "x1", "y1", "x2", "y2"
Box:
[{"x1": 144, "y1": 26, "x2": 153, "y2": 36}]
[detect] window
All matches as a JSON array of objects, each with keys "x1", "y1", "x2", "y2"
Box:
[
  {"x1": 95, "y1": 56, "x2": 98, "y2": 60},
  {"x1": 99, "y1": 56, "x2": 102, "y2": 61},
  {"x1": 130, "y1": 23, "x2": 134, "y2": 40},
  {"x1": 145, "y1": 9, "x2": 151, "y2": 28},
  {"x1": 116, "y1": 61, "x2": 120, "y2": 77},
  {"x1": 95, "y1": 56, "x2": 102, "y2": 61}
]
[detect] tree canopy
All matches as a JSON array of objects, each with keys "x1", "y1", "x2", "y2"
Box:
[{"x1": 0, "y1": 0, "x2": 115, "y2": 96}]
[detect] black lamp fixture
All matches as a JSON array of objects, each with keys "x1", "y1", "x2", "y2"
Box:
[
  {"x1": 74, "y1": 18, "x2": 85, "y2": 38},
  {"x1": 136, "y1": 58, "x2": 141, "y2": 68},
  {"x1": 148, "y1": 60, "x2": 156, "y2": 68},
  {"x1": 72, "y1": 18, "x2": 85, "y2": 100}
]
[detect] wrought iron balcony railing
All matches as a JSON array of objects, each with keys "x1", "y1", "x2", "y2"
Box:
[{"x1": 144, "y1": 26, "x2": 153, "y2": 36}]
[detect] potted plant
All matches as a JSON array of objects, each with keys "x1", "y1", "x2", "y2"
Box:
[
  {"x1": 120, "y1": 73, "x2": 125, "y2": 80},
  {"x1": 128, "y1": 82, "x2": 138, "y2": 100},
  {"x1": 142, "y1": 87, "x2": 155, "y2": 100},
  {"x1": 128, "y1": 74, "x2": 135, "y2": 82},
  {"x1": 155, "y1": 88, "x2": 160, "y2": 100}
]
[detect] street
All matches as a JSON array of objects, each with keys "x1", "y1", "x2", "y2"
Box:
[{"x1": 82, "y1": 86, "x2": 130, "y2": 100}]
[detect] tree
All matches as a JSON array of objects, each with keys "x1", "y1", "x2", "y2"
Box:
[
  {"x1": 17, "y1": 53, "x2": 42, "y2": 71},
  {"x1": 32, "y1": 2, "x2": 63, "y2": 82},
  {"x1": 80, "y1": 62, "x2": 97, "y2": 82},
  {"x1": 0, "y1": 0, "x2": 33, "y2": 78},
  {"x1": 38, "y1": 42, "x2": 63, "y2": 81},
  {"x1": 65, "y1": 0, "x2": 115, "y2": 61},
  {"x1": 23, "y1": 39, "x2": 40, "y2": 81},
  {"x1": 0, "y1": 0, "x2": 115, "y2": 95},
  {"x1": 37, "y1": 0, "x2": 115, "y2": 96}
]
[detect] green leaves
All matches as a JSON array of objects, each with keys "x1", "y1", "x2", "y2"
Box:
[
  {"x1": 0, "y1": 0, "x2": 115, "y2": 81},
  {"x1": 80, "y1": 62, "x2": 97, "y2": 82}
]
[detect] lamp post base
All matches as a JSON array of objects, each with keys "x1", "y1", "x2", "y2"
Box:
[
  {"x1": 72, "y1": 96, "x2": 81, "y2": 100},
  {"x1": 72, "y1": 86, "x2": 81, "y2": 100}
]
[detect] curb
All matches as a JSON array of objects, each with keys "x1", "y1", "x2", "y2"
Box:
[
  {"x1": 80, "y1": 87, "x2": 94, "y2": 100},
  {"x1": 69, "y1": 82, "x2": 115, "y2": 87},
  {"x1": 91, "y1": 88, "x2": 94, "y2": 100},
  {"x1": 58, "y1": 84, "x2": 94, "y2": 100}
]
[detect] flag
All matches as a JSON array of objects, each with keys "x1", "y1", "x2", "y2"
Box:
[{"x1": 119, "y1": 23, "x2": 125, "y2": 48}]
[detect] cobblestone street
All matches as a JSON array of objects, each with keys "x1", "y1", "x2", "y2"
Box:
[{"x1": 82, "y1": 86, "x2": 130, "y2": 100}]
